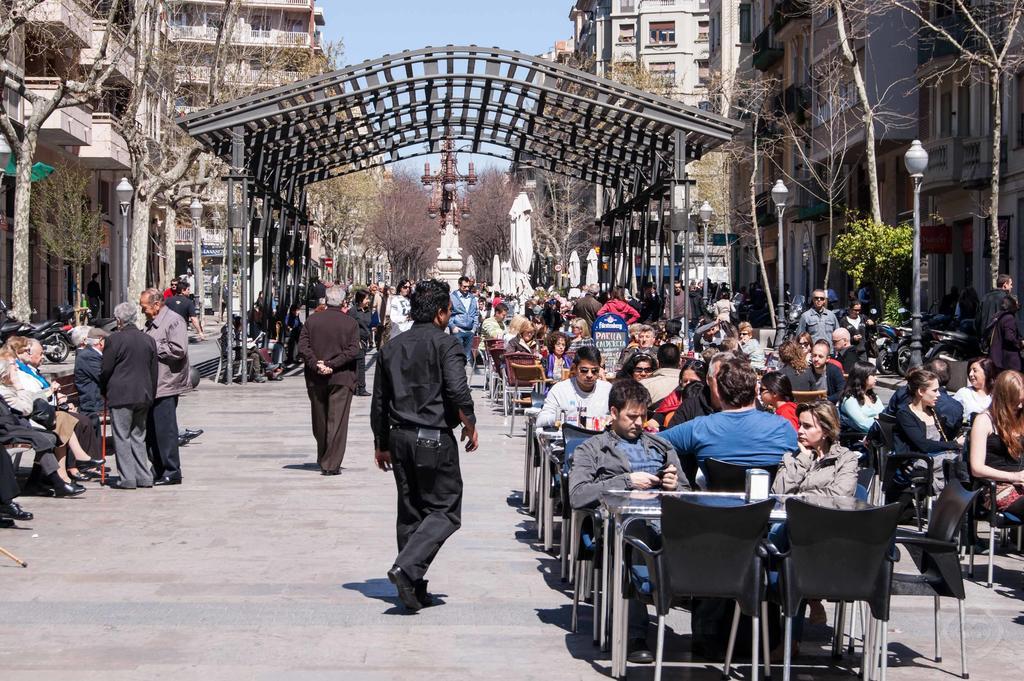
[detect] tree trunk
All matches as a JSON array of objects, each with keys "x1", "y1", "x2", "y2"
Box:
[
  {"x1": 129, "y1": 192, "x2": 154, "y2": 305},
  {"x1": 749, "y1": 128, "x2": 776, "y2": 328},
  {"x1": 163, "y1": 204, "x2": 177, "y2": 287},
  {"x1": 988, "y1": 69, "x2": 1002, "y2": 289},
  {"x1": 833, "y1": 0, "x2": 882, "y2": 224},
  {"x1": 74, "y1": 268, "x2": 84, "y2": 325},
  {"x1": 824, "y1": 194, "x2": 835, "y2": 290},
  {"x1": 11, "y1": 136, "x2": 38, "y2": 321}
]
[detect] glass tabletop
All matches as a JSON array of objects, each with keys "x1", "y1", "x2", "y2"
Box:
[{"x1": 599, "y1": 491, "x2": 874, "y2": 520}]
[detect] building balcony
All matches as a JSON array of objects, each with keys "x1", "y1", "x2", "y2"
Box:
[
  {"x1": 24, "y1": 77, "x2": 93, "y2": 146},
  {"x1": 169, "y1": 24, "x2": 316, "y2": 49},
  {"x1": 25, "y1": 0, "x2": 93, "y2": 48},
  {"x1": 772, "y1": 0, "x2": 810, "y2": 39},
  {"x1": 782, "y1": 83, "x2": 810, "y2": 121},
  {"x1": 917, "y1": 9, "x2": 1004, "y2": 66},
  {"x1": 752, "y1": 25, "x2": 783, "y2": 71},
  {"x1": 81, "y1": 20, "x2": 135, "y2": 84},
  {"x1": 78, "y1": 112, "x2": 130, "y2": 170},
  {"x1": 920, "y1": 137, "x2": 962, "y2": 193},
  {"x1": 176, "y1": 64, "x2": 301, "y2": 87},
  {"x1": 960, "y1": 136, "x2": 1007, "y2": 190}
]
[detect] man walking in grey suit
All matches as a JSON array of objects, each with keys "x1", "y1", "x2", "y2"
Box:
[{"x1": 101, "y1": 302, "x2": 159, "y2": 489}]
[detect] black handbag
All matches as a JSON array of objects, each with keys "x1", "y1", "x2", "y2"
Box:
[{"x1": 29, "y1": 398, "x2": 56, "y2": 430}]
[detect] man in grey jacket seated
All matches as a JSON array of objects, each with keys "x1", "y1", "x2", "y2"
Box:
[{"x1": 569, "y1": 378, "x2": 688, "y2": 664}]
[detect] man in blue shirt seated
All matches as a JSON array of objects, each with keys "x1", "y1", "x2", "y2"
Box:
[
  {"x1": 660, "y1": 356, "x2": 797, "y2": 475},
  {"x1": 569, "y1": 378, "x2": 687, "y2": 664}
]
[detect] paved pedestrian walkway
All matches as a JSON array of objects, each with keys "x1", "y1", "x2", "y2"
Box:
[{"x1": 1, "y1": 358, "x2": 1021, "y2": 680}]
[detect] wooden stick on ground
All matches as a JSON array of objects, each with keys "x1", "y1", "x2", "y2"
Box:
[{"x1": 0, "y1": 545, "x2": 27, "y2": 568}]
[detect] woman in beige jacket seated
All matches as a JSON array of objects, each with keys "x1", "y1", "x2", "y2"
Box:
[
  {"x1": 770, "y1": 399, "x2": 860, "y2": 642},
  {"x1": 0, "y1": 358, "x2": 95, "y2": 488},
  {"x1": 772, "y1": 400, "x2": 860, "y2": 498}
]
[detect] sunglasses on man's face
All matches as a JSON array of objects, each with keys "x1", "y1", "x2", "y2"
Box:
[
  {"x1": 577, "y1": 367, "x2": 601, "y2": 375},
  {"x1": 814, "y1": 296, "x2": 826, "y2": 301}
]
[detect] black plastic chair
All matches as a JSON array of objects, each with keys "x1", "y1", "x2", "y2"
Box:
[
  {"x1": 878, "y1": 412, "x2": 934, "y2": 530},
  {"x1": 704, "y1": 458, "x2": 779, "y2": 492},
  {"x1": 890, "y1": 479, "x2": 978, "y2": 679},
  {"x1": 624, "y1": 496, "x2": 776, "y2": 681},
  {"x1": 967, "y1": 476, "x2": 1024, "y2": 588},
  {"x1": 769, "y1": 499, "x2": 902, "y2": 681},
  {"x1": 559, "y1": 424, "x2": 604, "y2": 581}
]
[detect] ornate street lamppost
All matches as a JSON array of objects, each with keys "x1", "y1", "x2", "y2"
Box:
[
  {"x1": 771, "y1": 179, "x2": 789, "y2": 348},
  {"x1": 115, "y1": 177, "x2": 134, "y2": 304},
  {"x1": 904, "y1": 139, "x2": 929, "y2": 369},
  {"x1": 190, "y1": 196, "x2": 203, "y2": 318},
  {"x1": 699, "y1": 200, "x2": 713, "y2": 302},
  {"x1": 422, "y1": 132, "x2": 477, "y2": 234}
]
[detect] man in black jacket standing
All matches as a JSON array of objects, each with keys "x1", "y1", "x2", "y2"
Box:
[
  {"x1": 976, "y1": 273, "x2": 1013, "y2": 341},
  {"x1": 101, "y1": 302, "x2": 158, "y2": 489},
  {"x1": 371, "y1": 279, "x2": 478, "y2": 611},
  {"x1": 348, "y1": 290, "x2": 373, "y2": 396}
]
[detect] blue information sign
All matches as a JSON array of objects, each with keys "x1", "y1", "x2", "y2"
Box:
[{"x1": 591, "y1": 313, "x2": 629, "y2": 369}]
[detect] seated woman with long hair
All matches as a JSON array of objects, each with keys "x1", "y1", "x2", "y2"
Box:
[
  {"x1": 968, "y1": 370, "x2": 1024, "y2": 517},
  {"x1": 759, "y1": 372, "x2": 798, "y2": 431},
  {"x1": 545, "y1": 332, "x2": 573, "y2": 380},
  {"x1": 839, "y1": 361, "x2": 885, "y2": 433},
  {"x1": 567, "y1": 317, "x2": 595, "y2": 352},
  {"x1": 953, "y1": 357, "x2": 995, "y2": 424},
  {"x1": 894, "y1": 367, "x2": 962, "y2": 493},
  {"x1": 778, "y1": 339, "x2": 815, "y2": 391}
]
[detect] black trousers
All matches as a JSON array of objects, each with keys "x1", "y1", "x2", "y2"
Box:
[
  {"x1": 355, "y1": 350, "x2": 367, "y2": 393},
  {"x1": 0, "y1": 447, "x2": 20, "y2": 503},
  {"x1": 146, "y1": 395, "x2": 181, "y2": 478},
  {"x1": 389, "y1": 428, "x2": 463, "y2": 582}
]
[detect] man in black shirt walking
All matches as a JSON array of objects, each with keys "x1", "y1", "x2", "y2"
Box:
[
  {"x1": 371, "y1": 279, "x2": 478, "y2": 611},
  {"x1": 165, "y1": 280, "x2": 204, "y2": 340}
]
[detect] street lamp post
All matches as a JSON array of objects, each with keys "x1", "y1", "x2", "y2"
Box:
[
  {"x1": 190, "y1": 197, "x2": 203, "y2": 323},
  {"x1": 771, "y1": 180, "x2": 789, "y2": 348},
  {"x1": 699, "y1": 200, "x2": 713, "y2": 303},
  {"x1": 905, "y1": 139, "x2": 929, "y2": 369},
  {"x1": 115, "y1": 178, "x2": 134, "y2": 304}
]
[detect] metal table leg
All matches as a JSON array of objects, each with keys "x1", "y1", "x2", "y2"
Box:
[
  {"x1": 611, "y1": 518, "x2": 625, "y2": 678},
  {"x1": 600, "y1": 514, "x2": 611, "y2": 652}
]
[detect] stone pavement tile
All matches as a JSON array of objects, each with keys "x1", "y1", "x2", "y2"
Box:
[{"x1": 1, "y1": 360, "x2": 1022, "y2": 680}]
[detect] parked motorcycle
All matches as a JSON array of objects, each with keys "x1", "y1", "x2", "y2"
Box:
[
  {"x1": 874, "y1": 307, "x2": 910, "y2": 375},
  {"x1": 924, "y1": 327, "x2": 982, "y2": 364}
]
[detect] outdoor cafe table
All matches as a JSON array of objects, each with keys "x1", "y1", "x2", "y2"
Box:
[
  {"x1": 523, "y1": 408, "x2": 542, "y2": 514},
  {"x1": 599, "y1": 490, "x2": 874, "y2": 679},
  {"x1": 535, "y1": 427, "x2": 564, "y2": 550}
]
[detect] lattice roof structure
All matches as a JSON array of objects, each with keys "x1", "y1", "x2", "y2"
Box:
[{"x1": 178, "y1": 45, "x2": 743, "y2": 203}]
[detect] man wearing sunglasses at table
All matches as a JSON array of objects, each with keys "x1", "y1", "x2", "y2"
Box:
[
  {"x1": 569, "y1": 378, "x2": 687, "y2": 664},
  {"x1": 536, "y1": 346, "x2": 612, "y2": 428},
  {"x1": 796, "y1": 288, "x2": 839, "y2": 349}
]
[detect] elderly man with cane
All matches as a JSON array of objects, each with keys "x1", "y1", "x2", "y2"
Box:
[
  {"x1": 140, "y1": 288, "x2": 191, "y2": 486},
  {"x1": 102, "y1": 302, "x2": 158, "y2": 490},
  {"x1": 298, "y1": 285, "x2": 361, "y2": 475}
]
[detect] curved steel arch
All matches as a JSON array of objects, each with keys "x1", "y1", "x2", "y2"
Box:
[{"x1": 179, "y1": 45, "x2": 742, "y2": 196}]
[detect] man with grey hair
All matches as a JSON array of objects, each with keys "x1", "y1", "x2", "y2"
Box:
[
  {"x1": 831, "y1": 327, "x2": 859, "y2": 374},
  {"x1": 299, "y1": 284, "x2": 360, "y2": 474},
  {"x1": 101, "y1": 302, "x2": 159, "y2": 489},
  {"x1": 141, "y1": 288, "x2": 191, "y2": 485},
  {"x1": 74, "y1": 326, "x2": 108, "y2": 434}
]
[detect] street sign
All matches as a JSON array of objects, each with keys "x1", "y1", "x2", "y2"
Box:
[
  {"x1": 591, "y1": 313, "x2": 628, "y2": 372},
  {"x1": 554, "y1": 262, "x2": 563, "y2": 272},
  {"x1": 323, "y1": 257, "x2": 334, "y2": 269}
]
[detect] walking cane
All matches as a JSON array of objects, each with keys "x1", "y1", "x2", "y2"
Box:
[
  {"x1": 101, "y1": 399, "x2": 108, "y2": 485},
  {"x1": 0, "y1": 545, "x2": 27, "y2": 567}
]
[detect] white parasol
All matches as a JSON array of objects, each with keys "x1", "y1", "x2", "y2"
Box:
[
  {"x1": 500, "y1": 259, "x2": 514, "y2": 295},
  {"x1": 508, "y1": 191, "x2": 534, "y2": 296},
  {"x1": 568, "y1": 249, "x2": 581, "y2": 287},
  {"x1": 585, "y1": 247, "x2": 599, "y2": 287},
  {"x1": 464, "y1": 254, "x2": 477, "y2": 280},
  {"x1": 491, "y1": 253, "x2": 501, "y2": 290}
]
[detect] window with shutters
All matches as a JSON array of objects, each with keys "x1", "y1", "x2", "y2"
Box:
[{"x1": 649, "y1": 21, "x2": 676, "y2": 44}]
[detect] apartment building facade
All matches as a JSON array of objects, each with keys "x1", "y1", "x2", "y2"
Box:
[
  {"x1": 1, "y1": 0, "x2": 160, "y2": 319},
  {"x1": 168, "y1": 0, "x2": 326, "y2": 307},
  {"x1": 730, "y1": 1, "x2": 918, "y2": 303}
]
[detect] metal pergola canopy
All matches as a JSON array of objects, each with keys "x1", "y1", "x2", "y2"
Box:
[{"x1": 178, "y1": 45, "x2": 743, "y2": 199}]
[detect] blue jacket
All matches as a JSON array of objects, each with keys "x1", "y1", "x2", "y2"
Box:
[
  {"x1": 74, "y1": 346, "x2": 104, "y2": 414},
  {"x1": 448, "y1": 291, "x2": 479, "y2": 332}
]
